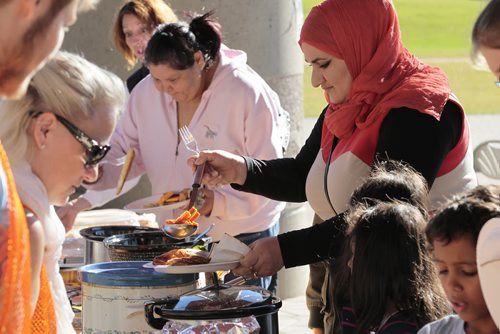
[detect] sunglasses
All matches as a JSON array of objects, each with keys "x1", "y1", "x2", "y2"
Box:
[{"x1": 29, "y1": 111, "x2": 110, "y2": 167}]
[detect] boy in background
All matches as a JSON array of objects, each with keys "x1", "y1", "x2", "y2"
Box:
[{"x1": 419, "y1": 185, "x2": 500, "y2": 334}]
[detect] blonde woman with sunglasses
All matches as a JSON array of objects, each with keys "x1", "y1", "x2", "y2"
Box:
[{"x1": 0, "y1": 51, "x2": 125, "y2": 333}]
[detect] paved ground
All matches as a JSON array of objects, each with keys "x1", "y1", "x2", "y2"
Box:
[{"x1": 277, "y1": 114, "x2": 500, "y2": 333}]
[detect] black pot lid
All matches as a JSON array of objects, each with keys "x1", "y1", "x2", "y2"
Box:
[
  {"x1": 173, "y1": 285, "x2": 272, "y2": 311},
  {"x1": 102, "y1": 231, "x2": 210, "y2": 250},
  {"x1": 145, "y1": 296, "x2": 282, "y2": 326},
  {"x1": 79, "y1": 226, "x2": 159, "y2": 242}
]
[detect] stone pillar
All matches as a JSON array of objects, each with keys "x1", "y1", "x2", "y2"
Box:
[{"x1": 62, "y1": 0, "x2": 311, "y2": 299}]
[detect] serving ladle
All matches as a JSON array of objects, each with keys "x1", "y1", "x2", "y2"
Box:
[{"x1": 162, "y1": 223, "x2": 215, "y2": 242}]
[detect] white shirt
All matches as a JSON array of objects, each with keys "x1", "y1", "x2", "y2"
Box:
[
  {"x1": 418, "y1": 315, "x2": 465, "y2": 334},
  {"x1": 13, "y1": 162, "x2": 75, "y2": 334}
]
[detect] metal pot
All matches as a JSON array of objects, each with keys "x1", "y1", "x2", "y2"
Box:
[
  {"x1": 144, "y1": 284, "x2": 282, "y2": 333},
  {"x1": 79, "y1": 226, "x2": 158, "y2": 264}
]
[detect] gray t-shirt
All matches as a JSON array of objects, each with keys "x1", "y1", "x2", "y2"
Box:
[{"x1": 418, "y1": 315, "x2": 465, "y2": 334}]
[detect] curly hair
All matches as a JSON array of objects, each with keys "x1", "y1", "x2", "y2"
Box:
[{"x1": 350, "y1": 160, "x2": 429, "y2": 217}]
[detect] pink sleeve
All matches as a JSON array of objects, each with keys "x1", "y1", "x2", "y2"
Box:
[{"x1": 210, "y1": 80, "x2": 284, "y2": 220}]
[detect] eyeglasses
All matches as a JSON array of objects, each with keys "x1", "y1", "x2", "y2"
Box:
[{"x1": 29, "y1": 111, "x2": 110, "y2": 167}]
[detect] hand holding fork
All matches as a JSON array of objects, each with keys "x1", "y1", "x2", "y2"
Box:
[
  {"x1": 179, "y1": 126, "x2": 205, "y2": 209},
  {"x1": 180, "y1": 127, "x2": 249, "y2": 189}
]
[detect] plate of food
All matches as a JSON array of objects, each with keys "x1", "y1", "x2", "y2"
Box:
[
  {"x1": 124, "y1": 189, "x2": 190, "y2": 215},
  {"x1": 144, "y1": 248, "x2": 240, "y2": 274}
]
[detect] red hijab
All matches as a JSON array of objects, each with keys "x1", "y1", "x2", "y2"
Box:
[{"x1": 300, "y1": 0, "x2": 451, "y2": 161}]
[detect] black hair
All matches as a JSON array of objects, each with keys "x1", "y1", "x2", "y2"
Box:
[
  {"x1": 426, "y1": 185, "x2": 500, "y2": 247},
  {"x1": 329, "y1": 160, "x2": 443, "y2": 333},
  {"x1": 350, "y1": 160, "x2": 429, "y2": 217},
  {"x1": 144, "y1": 11, "x2": 222, "y2": 70},
  {"x1": 327, "y1": 160, "x2": 428, "y2": 261},
  {"x1": 336, "y1": 202, "x2": 448, "y2": 334}
]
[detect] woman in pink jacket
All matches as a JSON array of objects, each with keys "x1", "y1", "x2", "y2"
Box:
[{"x1": 59, "y1": 12, "x2": 288, "y2": 290}]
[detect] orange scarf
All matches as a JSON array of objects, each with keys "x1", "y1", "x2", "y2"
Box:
[
  {"x1": 0, "y1": 143, "x2": 31, "y2": 333},
  {"x1": 299, "y1": 0, "x2": 451, "y2": 161},
  {"x1": 31, "y1": 265, "x2": 57, "y2": 333},
  {"x1": 24, "y1": 206, "x2": 57, "y2": 334}
]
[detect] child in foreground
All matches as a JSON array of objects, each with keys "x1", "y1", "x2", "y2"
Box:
[
  {"x1": 418, "y1": 185, "x2": 500, "y2": 334},
  {"x1": 333, "y1": 201, "x2": 448, "y2": 334}
]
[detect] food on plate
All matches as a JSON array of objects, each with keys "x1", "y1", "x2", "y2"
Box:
[
  {"x1": 153, "y1": 248, "x2": 210, "y2": 266},
  {"x1": 116, "y1": 148, "x2": 135, "y2": 195},
  {"x1": 164, "y1": 207, "x2": 200, "y2": 226},
  {"x1": 143, "y1": 188, "x2": 190, "y2": 208}
]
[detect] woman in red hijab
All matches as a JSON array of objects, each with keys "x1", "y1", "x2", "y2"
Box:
[{"x1": 190, "y1": 0, "x2": 477, "y2": 331}]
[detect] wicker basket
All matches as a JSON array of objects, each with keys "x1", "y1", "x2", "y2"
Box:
[
  {"x1": 103, "y1": 231, "x2": 210, "y2": 262},
  {"x1": 106, "y1": 247, "x2": 179, "y2": 262}
]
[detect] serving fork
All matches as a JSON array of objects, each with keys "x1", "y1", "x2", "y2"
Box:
[
  {"x1": 179, "y1": 126, "x2": 205, "y2": 209},
  {"x1": 179, "y1": 125, "x2": 200, "y2": 154}
]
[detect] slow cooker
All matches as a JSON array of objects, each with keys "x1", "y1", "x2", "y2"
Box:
[
  {"x1": 144, "y1": 283, "x2": 282, "y2": 333},
  {"x1": 80, "y1": 261, "x2": 199, "y2": 333}
]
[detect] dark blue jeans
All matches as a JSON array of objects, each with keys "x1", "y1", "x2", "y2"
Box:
[{"x1": 224, "y1": 222, "x2": 279, "y2": 292}]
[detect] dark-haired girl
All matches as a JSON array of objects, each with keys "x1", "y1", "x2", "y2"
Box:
[
  {"x1": 334, "y1": 202, "x2": 448, "y2": 334},
  {"x1": 60, "y1": 12, "x2": 288, "y2": 290}
]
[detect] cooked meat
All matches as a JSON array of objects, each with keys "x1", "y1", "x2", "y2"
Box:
[{"x1": 153, "y1": 248, "x2": 210, "y2": 266}]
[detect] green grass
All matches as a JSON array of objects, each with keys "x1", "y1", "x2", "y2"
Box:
[
  {"x1": 429, "y1": 61, "x2": 500, "y2": 115},
  {"x1": 396, "y1": 0, "x2": 484, "y2": 58},
  {"x1": 302, "y1": 0, "x2": 499, "y2": 117}
]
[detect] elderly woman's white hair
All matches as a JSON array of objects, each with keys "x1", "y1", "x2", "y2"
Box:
[{"x1": 0, "y1": 51, "x2": 126, "y2": 164}]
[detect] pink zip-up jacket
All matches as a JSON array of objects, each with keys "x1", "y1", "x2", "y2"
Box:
[{"x1": 85, "y1": 46, "x2": 286, "y2": 241}]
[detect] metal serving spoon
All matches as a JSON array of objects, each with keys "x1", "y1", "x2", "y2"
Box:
[
  {"x1": 161, "y1": 224, "x2": 198, "y2": 240},
  {"x1": 162, "y1": 223, "x2": 214, "y2": 241}
]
